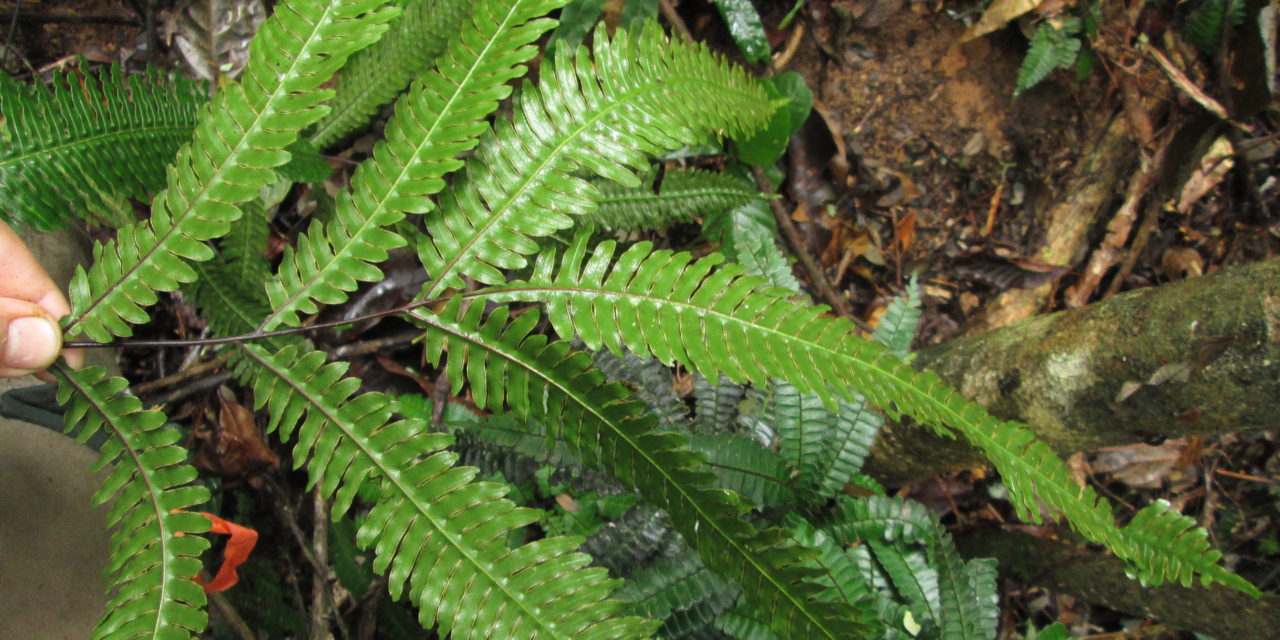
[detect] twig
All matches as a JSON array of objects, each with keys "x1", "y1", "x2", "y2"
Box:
[
  {"x1": 750, "y1": 166, "x2": 861, "y2": 325},
  {"x1": 356, "y1": 575, "x2": 387, "y2": 640},
  {"x1": 145, "y1": 371, "x2": 230, "y2": 406},
  {"x1": 767, "y1": 22, "x2": 805, "y2": 74},
  {"x1": 132, "y1": 352, "x2": 231, "y2": 395},
  {"x1": 208, "y1": 590, "x2": 257, "y2": 640},
  {"x1": 0, "y1": 10, "x2": 139, "y2": 25},
  {"x1": 326, "y1": 331, "x2": 421, "y2": 359},
  {"x1": 308, "y1": 488, "x2": 334, "y2": 640},
  {"x1": 658, "y1": 0, "x2": 692, "y2": 42}
]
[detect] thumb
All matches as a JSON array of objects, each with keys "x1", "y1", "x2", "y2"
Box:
[{"x1": 0, "y1": 303, "x2": 63, "y2": 377}]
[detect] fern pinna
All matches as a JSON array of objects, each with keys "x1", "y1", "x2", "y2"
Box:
[{"x1": 1, "y1": 0, "x2": 1252, "y2": 638}]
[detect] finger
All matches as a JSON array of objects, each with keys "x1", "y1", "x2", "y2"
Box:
[
  {"x1": 0, "y1": 221, "x2": 66, "y2": 312},
  {"x1": 0, "y1": 220, "x2": 80, "y2": 371},
  {"x1": 0, "y1": 297, "x2": 64, "y2": 377}
]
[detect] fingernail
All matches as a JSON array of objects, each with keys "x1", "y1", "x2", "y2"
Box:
[{"x1": 3, "y1": 316, "x2": 61, "y2": 369}]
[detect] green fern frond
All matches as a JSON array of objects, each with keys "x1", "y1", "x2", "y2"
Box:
[
  {"x1": 689, "y1": 432, "x2": 793, "y2": 508},
  {"x1": 811, "y1": 393, "x2": 882, "y2": 499},
  {"x1": 933, "y1": 542, "x2": 998, "y2": 640},
  {"x1": 871, "y1": 276, "x2": 921, "y2": 360},
  {"x1": 260, "y1": 0, "x2": 566, "y2": 331},
  {"x1": 583, "y1": 168, "x2": 763, "y2": 231},
  {"x1": 65, "y1": 0, "x2": 400, "y2": 342},
  {"x1": 822, "y1": 496, "x2": 937, "y2": 545},
  {"x1": 309, "y1": 0, "x2": 474, "y2": 149},
  {"x1": 417, "y1": 22, "x2": 772, "y2": 296},
  {"x1": 411, "y1": 300, "x2": 877, "y2": 638},
  {"x1": 1014, "y1": 19, "x2": 1081, "y2": 98},
  {"x1": 1121, "y1": 499, "x2": 1258, "y2": 593},
  {"x1": 54, "y1": 364, "x2": 212, "y2": 640},
  {"x1": 473, "y1": 230, "x2": 1258, "y2": 596},
  {"x1": 0, "y1": 63, "x2": 205, "y2": 230},
  {"x1": 732, "y1": 229, "x2": 805, "y2": 295},
  {"x1": 229, "y1": 343, "x2": 653, "y2": 638}
]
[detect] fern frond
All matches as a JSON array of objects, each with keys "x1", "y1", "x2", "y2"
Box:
[
  {"x1": 260, "y1": 0, "x2": 566, "y2": 330},
  {"x1": 417, "y1": 22, "x2": 772, "y2": 296},
  {"x1": 412, "y1": 300, "x2": 877, "y2": 639},
  {"x1": 871, "y1": 276, "x2": 921, "y2": 360},
  {"x1": 763, "y1": 381, "x2": 830, "y2": 492},
  {"x1": 229, "y1": 343, "x2": 653, "y2": 638},
  {"x1": 689, "y1": 432, "x2": 793, "y2": 508},
  {"x1": 65, "y1": 0, "x2": 400, "y2": 342},
  {"x1": 732, "y1": 230, "x2": 805, "y2": 295},
  {"x1": 1121, "y1": 499, "x2": 1258, "y2": 593},
  {"x1": 473, "y1": 231, "x2": 1258, "y2": 595},
  {"x1": 822, "y1": 496, "x2": 938, "y2": 545},
  {"x1": 0, "y1": 63, "x2": 204, "y2": 230},
  {"x1": 310, "y1": 0, "x2": 474, "y2": 149},
  {"x1": 693, "y1": 373, "x2": 744, "y2": 434},
  {"x1": 583, "y1": 168, "x2": 762, "y2": 231},
  {"x1": 784, "y1": 517, "x2": 881, "y2": 634},
  {"x1": 1014, "y1": 19, "x2": 1081, "y2": 97},
  {"x1": 54, "y1": 364, "x2": 211, "y2": 640},
  {"x1": 1184, "y1": 0, "x2": 1246, "y2": 53},
  {"x1": 811, "y1": 393, "x2": 882, "y2": 499}
]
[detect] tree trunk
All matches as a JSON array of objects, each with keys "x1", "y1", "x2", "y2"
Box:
[
  {"x1": 866, "y1": 258, "x2": 1280, "y2": 483},
  {"x1": 956, "y1": 528, "x2": 1280, "y2": 640}
]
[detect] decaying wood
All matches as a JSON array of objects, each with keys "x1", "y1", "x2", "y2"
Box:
[
  {"x1": 866, "y1": 258, "x2": 1280, "y2": 483},
  {"x1": 964, "y1": 110, "x2": 1137, "y2": 333}
]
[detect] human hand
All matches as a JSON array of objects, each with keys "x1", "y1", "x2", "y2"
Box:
[{"x1": 0, "y1": 220, "x2": 82, "y2": 378}]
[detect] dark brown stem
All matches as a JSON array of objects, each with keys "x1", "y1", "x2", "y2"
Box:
[
  {"x1": 750, "y1": 166, "x2": 861, "y2": 325},
  {"x1": 308, "y1": 488, "x2": 334, "y2": 640},
  {"x1": 64, "y1": 296, "x2": 449, "y2": 349},
  {"x1": 658, "y1": 0, "x2": 693, "y2": 42},
  {"x1": 207, "y1": 590, "x2": 257, "y2": 640},
  {"x1": 356, "y1": 575, "x2": 387, "y2": 640}
]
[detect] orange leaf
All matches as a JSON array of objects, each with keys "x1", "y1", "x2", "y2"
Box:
[{"x1": 174, "y1": 510, "x2": 259, "y2": 593}]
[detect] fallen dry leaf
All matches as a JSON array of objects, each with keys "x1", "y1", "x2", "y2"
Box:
[{"x1": 961, "y1": 0, "x2": 1044, "y2": 42}]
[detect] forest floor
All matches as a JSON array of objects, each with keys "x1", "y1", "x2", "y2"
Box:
[{"x1": 2, "y1": 0, "x2": 1277, "y2": 638}]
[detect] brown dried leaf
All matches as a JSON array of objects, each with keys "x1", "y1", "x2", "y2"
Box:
[
  {"x1": 961, "y1": 0, "x2": 1045, "y2": 42},
  {"x1": 194, "y1": 387, "x2": 277, "y2": 478}
]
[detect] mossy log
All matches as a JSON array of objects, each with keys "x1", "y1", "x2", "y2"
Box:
[{"x1": 866, "y1": 258, "x2": 1280, "y2": 483}]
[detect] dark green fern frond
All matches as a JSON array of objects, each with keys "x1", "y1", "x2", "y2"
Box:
[
  {"x1": 784, "y1": 517, "x2": 881, "y2": 634},
  {"x1": 261, "y1": 0, "x2": 566, "y2": 331},
  {"x1": 583, "y1": 168, "x2": 763, "y2": 231},
  {"x1": 693, "y1": 373, "x2": 744, "y2": 434},
  {"x1": 822, "y1": 496, "x2": 937, "y2": 545},
  {"x1": 472, "y1": 231, "x2": 1258, "y2": 596},
  {"x1": 689, "y1": 432, "x2": 793, "y2": 508},
  {"x1": 309, "y1": 0, "x2": 473, "y2": 149},
  {"x1": 810, "y1": 392, "x2": 882, "y2": 499},
  {"x1": 229, "y1": 343, "x2": 653, "y2": 638},
  {"x1": 412, "y1": 300, "x2": 878, "y2": 639},
  {"x1": 732, "y1": 229, "x2": 805, "y2": 295},
  {"x1": 0, "y1": 63, "x2": 205, "y2": 230},
  {"x1": 417, "y1": 22, "x2": 772, "y2": 296},
  {"x1": 54, "y1": 364, "x2": 212, "y2": 640},
  {"x1": 594, "y1": 348, "x2": 691, "y2": 429},
  {"x1": 65, "y1": 0, "x2": 400, "y2": 342},
  {"x1": 1184, "y1": 0, "x2": 1246, "y2": 53},
  {"x1": 615, "y1": 548, "x2": 737, "y2": 622}
]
